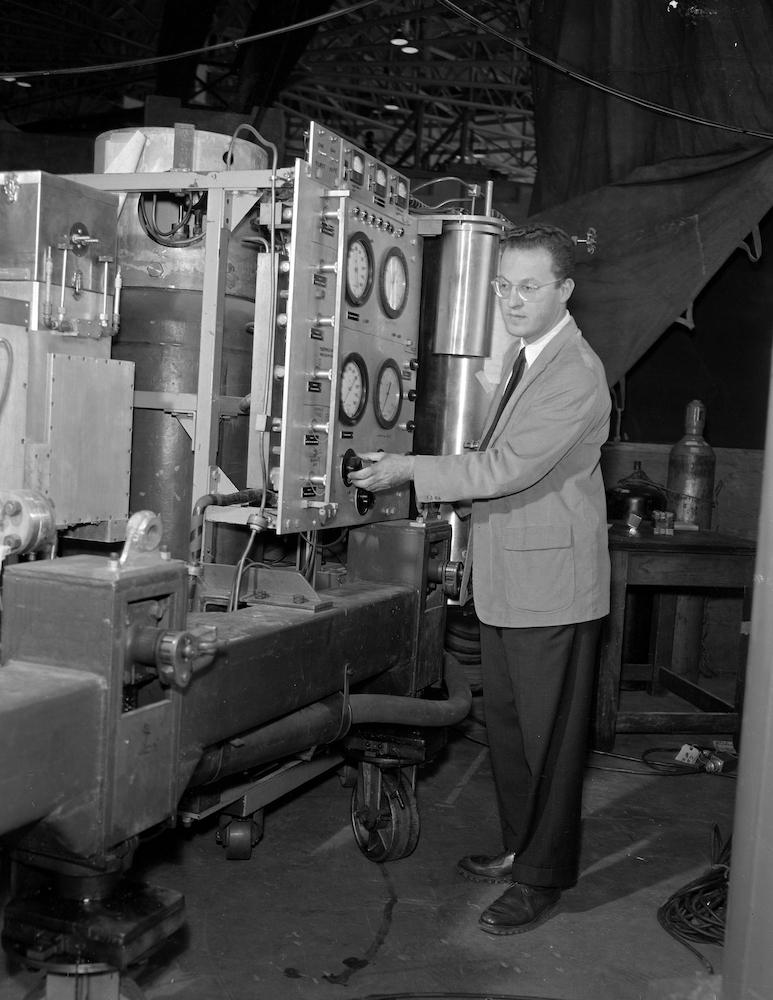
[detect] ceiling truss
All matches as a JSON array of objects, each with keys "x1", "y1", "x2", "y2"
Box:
[{"x1": 0, "y1": 0, "x2": 536, "y2": 183}]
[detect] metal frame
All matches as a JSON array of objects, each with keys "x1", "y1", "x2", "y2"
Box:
[{"x1": 65, "y1": 168, "x2": 292, "y2": 509}]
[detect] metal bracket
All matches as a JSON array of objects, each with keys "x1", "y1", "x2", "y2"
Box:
[{"x1": 573, "y1": 227, "x2": 597, "y2": 254}]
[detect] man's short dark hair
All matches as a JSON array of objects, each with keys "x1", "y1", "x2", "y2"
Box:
[{"x1": 501, "y1": 224, "x2": 576, "y2": 281}]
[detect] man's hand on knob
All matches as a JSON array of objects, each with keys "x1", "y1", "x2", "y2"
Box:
[{"x1": 348, "y1": 453, "x2": 414, "y2": 492}]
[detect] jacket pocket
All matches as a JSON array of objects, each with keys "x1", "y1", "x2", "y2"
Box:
[{"x1": 502, "y1": 524, "x2": 575, "y2": 613}]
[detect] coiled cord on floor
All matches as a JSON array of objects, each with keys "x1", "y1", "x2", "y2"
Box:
[
  {"x1": 356, "y1": 993, "x2": 569, "y2": 1000},
  {"x1": 656, "y1": 826, "x2": 731, "y2": 975}
]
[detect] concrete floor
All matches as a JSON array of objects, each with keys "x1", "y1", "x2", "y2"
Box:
[{"x1": 0, "y1": 696, "x2": 735, "y2": 1000}]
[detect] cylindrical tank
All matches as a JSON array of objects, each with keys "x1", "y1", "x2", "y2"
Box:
[
  {"x1": 415, "y1": 216, "x2": 504, "y2": 468},
  {"x1": 667, "y1": 399, "x2": 716, "y2": 527},
  {"x1": 667, "y1": 400, "x2": 717, "y2": 680},
  {"x1": 415, "y1": 215, "x2": 504, "y2": 618},
  {"x1": 432, "y1": 217, "x2": 504, "y2": 358},
  {"x1": 95, "y1": 127, "x2": 268, "y2": 560}
]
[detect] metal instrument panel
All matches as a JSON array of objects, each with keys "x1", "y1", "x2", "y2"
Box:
[{"x1": 264, "y1": 132, "x2": 422, "y2": 535}]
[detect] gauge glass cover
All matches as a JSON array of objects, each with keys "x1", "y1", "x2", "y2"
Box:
[
  {"x1": 379, "y1": 248, "x2": 409, "y2": 318},
  {"x1": 345, "y1": 234, "x2": 374, "y2": 306},
  {"x1": 339, "y1": 353, "x2": 368, "y2": 425},
  {"x1": 375, "y1": 359, "x2": 403, "y2": 429}
]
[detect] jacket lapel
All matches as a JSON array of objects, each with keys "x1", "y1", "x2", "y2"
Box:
[{"x1": 481, "y1": 317, "x2": 579, "y2": 449}]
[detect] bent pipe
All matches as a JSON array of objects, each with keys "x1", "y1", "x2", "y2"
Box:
[
  {"x1": 189, "y1": 489, "x2": 264, "y2": 563},
  {"x1": 188, "y1": 653, "x2": 471, "y2": 787}
]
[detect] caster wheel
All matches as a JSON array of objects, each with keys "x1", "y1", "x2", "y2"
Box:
[
  {"x1": 219, "y1": 817, "x2": 260, "y2": 860},
  {"x1": 351, "y1": 767, "x2": 420, "y2": 862}
]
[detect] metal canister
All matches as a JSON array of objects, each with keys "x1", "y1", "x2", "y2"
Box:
[
  {"x1": 666, "y1": 400, "x2": 716, "y2": 527},
  {"x1": 415, "y1": 215, "x2": 505, "y2": 587}
]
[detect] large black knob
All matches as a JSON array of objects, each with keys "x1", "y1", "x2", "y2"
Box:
[
  {"x1": 341, "y1": 448, "x2": 363, "y2": 486},
  {"x1": 355, "y1": 488, "x2": 375, "y2": 515}
]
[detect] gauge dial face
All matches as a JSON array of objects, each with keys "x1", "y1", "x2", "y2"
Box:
[
  {"x1": 375, "y1": 166, "x2": 387, "y2": 192},
  {"x1": 339, "y1": 352, "x2": 368, "y2": 426},
  {"x1": 375, "y1": 359, "x2": 403, "y2": 429},
  {"x1": 351, "y1": 152, "x2": 365, "y2": 184},
  {"x1": 379, "y1": 247, "x2": 409, "y2": 318},
  {"x1": 396, "y1": 179, "x2": 408, "y2": 207},
  {"x1": 345, "y1": 233, "x2": 374, "y2": 306}
]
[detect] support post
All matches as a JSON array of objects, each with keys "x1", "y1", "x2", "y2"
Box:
[{"x1": 723, "y1": 353, "x2": 773, "y2": 997}]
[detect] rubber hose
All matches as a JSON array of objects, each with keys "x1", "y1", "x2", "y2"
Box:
[
  {"x1": 188, "y1": 653, "x2": 471, "y2": 786},
  {"x1": 349, "y1": 653, "x2": 471, "y2": 726}
]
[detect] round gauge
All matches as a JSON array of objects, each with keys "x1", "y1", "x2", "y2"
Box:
[
  {"x1": 339, "y1": 352, "x2": 369, "y2": 426},
  {"x1": 374, "y1": 358, "x2": 403, "y2": 429},
  {"x1": 345, "y1": 233, "x2": 374, "y2": 306},
  {"x1": 379, "y1": 247, "x2": 409, "y2": 319}
]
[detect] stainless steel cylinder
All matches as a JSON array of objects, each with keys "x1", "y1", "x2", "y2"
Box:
[
  {"x1": 415, "y1": 218, "x2": 505, "y2": 583},
  {"x1": 432, "y1": 217, "x2": 504, "y2": 357}
]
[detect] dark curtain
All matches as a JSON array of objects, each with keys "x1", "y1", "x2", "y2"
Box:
[{"x1": 527, "y1": 0, "x2": 773, "y2": 386}]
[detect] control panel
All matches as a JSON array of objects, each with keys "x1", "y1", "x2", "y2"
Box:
[{"x1": 256, "y1": 125, "x2": 422, "y2": 534}]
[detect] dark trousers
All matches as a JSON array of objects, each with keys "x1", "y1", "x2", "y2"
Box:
[{"x1": 480, "y1": 618, "x2": 602, "y2": 889}]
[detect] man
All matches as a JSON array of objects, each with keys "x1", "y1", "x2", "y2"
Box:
[{"x1": 349, "y1": 223, "x2": 610, "y2": 936}]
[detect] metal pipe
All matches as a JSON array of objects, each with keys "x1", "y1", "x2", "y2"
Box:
[
  {"x1": 188, "y1": 653, "x2": 471, "y2": 787},
  {"x1": 189, "y1": 488, "x2": 263, "y2": 563},
  {"x1": 722, "y1": 355, "x2": 773, "y2": 996}
]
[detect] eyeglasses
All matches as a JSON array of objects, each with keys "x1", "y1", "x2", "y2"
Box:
[{"x1": 490, "y1": 276, "x2": 564, "y2": 301}]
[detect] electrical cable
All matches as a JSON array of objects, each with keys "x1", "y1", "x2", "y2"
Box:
[
  {"x1": 138, "y1": 192, "x2": 205, "y2": 248},
  {"x1": 436, "y1": 0, "x2": 773, "y2": 143},
  {"x1": 656, "y1": 826, "x2": 731, "y2": 975},
  {"x1": 411, "y1": 176, "x2": 473, "y2": 194},
  {"x1": 2, "y1": 0, "x2": 382, "y2": 80},
  {"x1": 351, "y1": 993, "x2": 569, "y2": 1000},
  {"x1": 7, "y1": 0, "x2": 773, "y2": 146},
  {"x1": 227, "y1": 530, "x2": 258, "y2": 612},
  {"x1": 451, "y1": 725, "x2": 736, "y2": 780}
]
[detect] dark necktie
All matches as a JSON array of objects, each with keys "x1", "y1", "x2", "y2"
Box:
[{"x1": 478, "y1": 347, "x2": 527, "y2": 451}]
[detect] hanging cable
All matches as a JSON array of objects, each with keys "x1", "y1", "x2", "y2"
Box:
[
  {"x1": 436, "y1": 0, "x2": 773, "y2": 143},
  {"x1": 3, "y1": 1, "x2": 382, "y2": 80}
]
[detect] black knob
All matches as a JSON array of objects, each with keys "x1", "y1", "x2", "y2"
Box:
[
  {"x1": 407, "y1": 389, "x2": 417, "y2": 402},
  {"x1": 355, "y1": 488, "x2": 375, "y2": 515},
  {"x1": 341, "y1": 448, "x2": 363, "y2": 487},
  {"x1": 409, "y1": 358, "x2": 419, "y2": 370}
]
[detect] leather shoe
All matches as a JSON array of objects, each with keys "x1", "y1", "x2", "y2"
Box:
[
  {"x1": 457, "y1": 851, "x2": 516, "y2": 884},
  {"x1": 478, "y1": 882, "x2": 561, "y2": 935}
]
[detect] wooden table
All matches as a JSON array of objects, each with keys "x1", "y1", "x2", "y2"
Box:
[{"x1": 592, "y1": 525, "x2": 756, "y2": 751}]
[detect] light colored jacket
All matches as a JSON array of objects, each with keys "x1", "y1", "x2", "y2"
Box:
[{"x1": 413, "y1": 317, "x2": 611, "y2": 628}]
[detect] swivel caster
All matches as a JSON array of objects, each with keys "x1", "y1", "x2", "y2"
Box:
[
  {"x1": 351, "y1": 763, "x2": 419, "y2": 862},
  {"x1": 216, "y1": 810, "x2": 263, "y2": 860}
]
